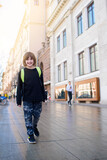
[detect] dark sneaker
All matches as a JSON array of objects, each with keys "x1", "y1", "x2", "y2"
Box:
[
  {"x1": 34, "y1": 128, "x2": 39, "y2": 137},
  {"x1": 27, "y1": 135, "x2": 36, "y2": 144}
]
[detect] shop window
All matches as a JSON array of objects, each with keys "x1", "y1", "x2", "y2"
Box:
[
  {"x1": 55, "y1": 85, "x2": 67, "y2": 100},
  {"x1": 75, "y1": 78, "x2": 100, "y2": 102}
]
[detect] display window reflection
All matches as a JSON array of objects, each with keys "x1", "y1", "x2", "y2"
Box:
[
  {"x1": 76, "y1": 82, "x2": 96, "y2": 99},
  {"x1": 55, "y1": 88, "x2": 65, "y2": 99},
  {"x1": 75, "y1": 78, "x2": 100, "y2": 101},
  {"x1": 55, "y1": 85, "x2": 67, "y2": 100}
]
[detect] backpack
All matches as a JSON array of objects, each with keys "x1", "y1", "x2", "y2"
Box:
[{"x1": 21, "y1": 67, "x2": 41, "y2": 83}]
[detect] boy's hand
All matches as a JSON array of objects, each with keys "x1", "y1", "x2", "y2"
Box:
[{"x1": 18, "y1": 105, "x2": 21, "y2": 107}]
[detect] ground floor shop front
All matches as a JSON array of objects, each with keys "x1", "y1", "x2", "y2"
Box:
[{"x1": 54, "y1": 77, "x2": 104, "y2": 104}]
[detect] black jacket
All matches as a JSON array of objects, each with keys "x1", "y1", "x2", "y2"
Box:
[{"x1": 16, "y1": 67, "x2": 45, "y2": 105}]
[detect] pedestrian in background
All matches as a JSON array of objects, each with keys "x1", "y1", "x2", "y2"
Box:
[
  {"x1": 66, "y1": 81, "x2": 73, "y2": 106},
  {"x1": 16, "y1": 52, "x2": 46, "y2": 144}
]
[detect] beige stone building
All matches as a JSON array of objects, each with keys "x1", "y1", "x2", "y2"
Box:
[
  {"x1": 47, "y1": 0, "x2": 107, "y2": 104},
  {"x1": 2, "y1": 0, "x2": 51, "y2": 96}
]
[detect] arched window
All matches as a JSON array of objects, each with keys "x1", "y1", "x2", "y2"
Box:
[{"x1": 40, "y1": 62, "x2": 43, "y2": 71}]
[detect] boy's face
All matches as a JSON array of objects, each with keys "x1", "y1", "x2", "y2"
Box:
[{"x1": 26, "y1": 56, "x2": 34, "y2": 68}]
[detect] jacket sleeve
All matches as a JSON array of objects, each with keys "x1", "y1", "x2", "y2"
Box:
[
  {"x1": 40, "y1": 71, "x2": 46, "y2": 101},
  {"x1": 16, "y1": 71, "x2": 22, "y2": 105}
]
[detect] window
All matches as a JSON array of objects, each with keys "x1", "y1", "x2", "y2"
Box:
[
  {"x1": 79, "y1": 52, "x2": 84, "y2": 75},
  {"x1": 63, "y1": 29, "x2": 67, "y2": 48},
  {"x1": 75, "y1": 78, "x2": 100, "y2": 101},
  {"x1": 58, "y1": 0, "x2": 61, "y2": 4},
  {"x1": 64, "y1": 61, "x2": 67, "y2": 80},
  {"x1": 34, "y1": 0, "x2": 39, "y2": 5},
  {"x1": 55, "y1": 85, "x2": 67, "y2": 100},
  {"x1": 77, "y1": 14, "x2": 83, "y2": 35},
  {"x1": 87, "y1": 2, "x2": 95, "y2": 27},
  {"x1": 58, "y1": 65, "x2": 61, "y2": 82},
  {"x1": 40, "y1": 62, "x2": 43, "y2": 71},
  {"x1": 90, "y1": 44, "x2": 98, "y2": 72},
  {"x1": 57, "y1": 35, "x2": 60, "y2": 52}
]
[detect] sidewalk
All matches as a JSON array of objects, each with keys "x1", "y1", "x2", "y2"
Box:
[
  {"x1": 0, "y1": 99, "x2": 107, "y2": 160},
  {"x1": 55, "y1": 100, "x2": 107, "y2": 108}
]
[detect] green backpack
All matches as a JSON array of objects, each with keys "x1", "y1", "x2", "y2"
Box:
[{"x1": 21, "y1": 67, "x2": 41, "y2": 83}]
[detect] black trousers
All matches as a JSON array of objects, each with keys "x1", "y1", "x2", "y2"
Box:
[{"x1": 68, "y1": 91, "x2": 72, "y2": 105}]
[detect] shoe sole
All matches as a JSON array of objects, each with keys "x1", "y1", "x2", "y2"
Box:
[{"x1": 27, "y1": 138, "x2": 36, "y2": 144}]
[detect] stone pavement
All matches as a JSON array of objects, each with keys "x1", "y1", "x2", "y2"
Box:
[{"x1": 0, "y1": 99, "x2": 107, "y2": 160}]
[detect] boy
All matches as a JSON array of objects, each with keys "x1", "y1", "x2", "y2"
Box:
[{"x1": 17, "y1": 52, "x2": 45, "y2": 144}]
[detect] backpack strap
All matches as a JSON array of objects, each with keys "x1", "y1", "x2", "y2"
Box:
[
  {"x1": 21, "y1": 68, "x2": 24, "y2": 83},
  {"x1": 21, "y1": 67, "x2": 41, "y2": 83},
  {"x1": 36, "y1": 67, "x2": 41, "y2": 77}
]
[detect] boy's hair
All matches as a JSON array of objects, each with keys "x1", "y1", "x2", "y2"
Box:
[{"x1": 23, "y1": 52, "x2": 36, "y2": 67}]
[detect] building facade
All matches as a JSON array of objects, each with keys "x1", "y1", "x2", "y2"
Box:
[
  {"x1": 2, "y1": 0, "x2": 107, "y2": 104},
  {"x1": 2, "y1": 0, "x2": 50, "y2": 97},
  {"x1": 47, "y1": 0, "x2": 107, "y2": 104},
  {"x1": 37, "y1": 41, "x2": 51, "y2": 96}
]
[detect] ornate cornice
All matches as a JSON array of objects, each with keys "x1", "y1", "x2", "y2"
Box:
[
  {"x1": 47, "y1": 0, "x2": 69, "y2": 27},
  {"x1": 47, "y1": 0, "x2": 81, "y2": 37}
]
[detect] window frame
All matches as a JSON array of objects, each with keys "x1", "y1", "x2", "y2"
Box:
[
  {"x1": 58, "y1": 64, "x2": 61, "y2": 82},
  {"x1": 87, "y1": 2, "x2": 95, "y2": 28},
  {"x1": 63, "y1": 29, "x2": 67, "y2": 48},
  {"x1": 77, "y1": 13, "x2": 83, "y2": 36},
  {"x1": 57, "y1": 35, "x2": 60, "y2": 53},
  {"x1": 90, "y1": 44, "x2": 98, "y2": 72},
  {"x1": 64, "y1": 61, "x2": 67, "y2": 80},
  {"x1": 79, "y1": 52, "x2": 84, "y2": 76}
]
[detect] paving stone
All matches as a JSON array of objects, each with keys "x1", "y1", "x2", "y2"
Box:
[{"x1": 0, "y1": 100, "x2": 107, "y2": 160}]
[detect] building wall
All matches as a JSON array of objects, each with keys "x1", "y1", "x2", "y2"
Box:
[
  {"x1": 38, "y1": 47, "x2": 51, "y2": 95},
  {"x1": 47, "y1": 0, "x2": 107, "y2": 104},
  {"x1": 73, "y1": 0, "x2": 100, "y2": 102},
  {"x1": 97, "y1": 0, "x2": 107, "y2": 104},
  {"x1": 3, "y1": 0, "x2": 107, "y2": 104},
  {"x1": 27, "y1": 0, "x2": 46, "y2": 56}
]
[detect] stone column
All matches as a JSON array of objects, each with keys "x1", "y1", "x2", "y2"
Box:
[
  {"x1": 66, "y1": 11, "x2": 74, "y2": 84},
  {"x1": 66, "y1": 11, "x2": 75, "y2": 102}
]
